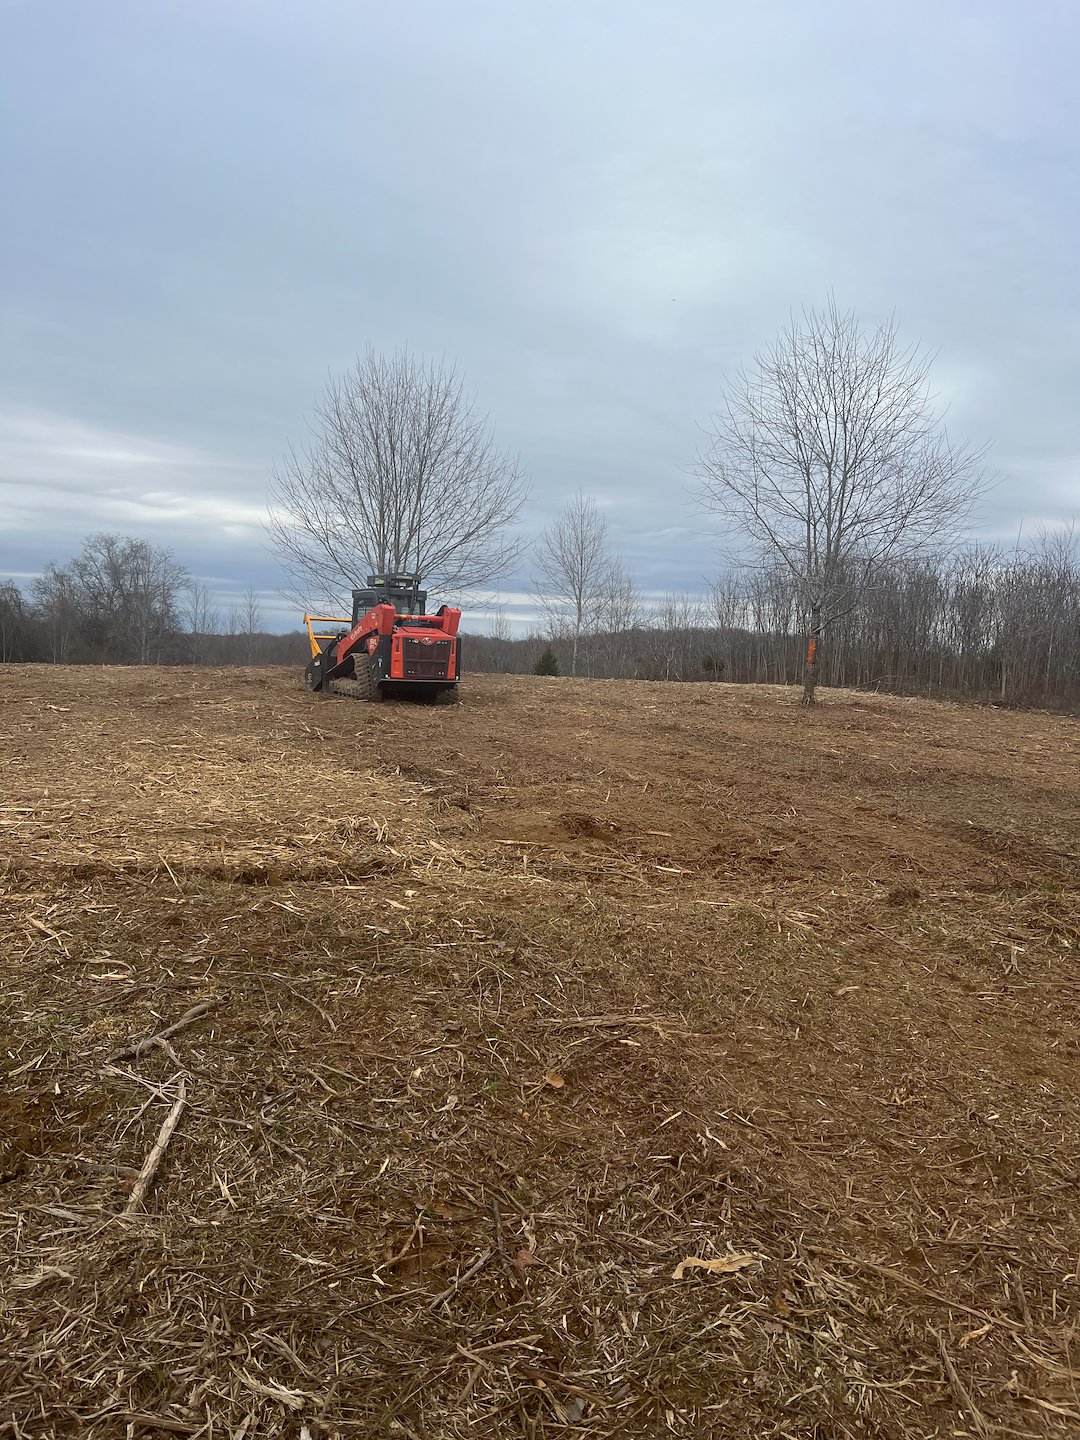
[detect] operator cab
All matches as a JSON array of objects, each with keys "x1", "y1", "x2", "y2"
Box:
[{"x1": 351, "y1": 573, "x2": 426, "y2": 625}]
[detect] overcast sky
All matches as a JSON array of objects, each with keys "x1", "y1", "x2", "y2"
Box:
[{"x1": 2, "y1": 1, "x2": 1078, "y2": 631}]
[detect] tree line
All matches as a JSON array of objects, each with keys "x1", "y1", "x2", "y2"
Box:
[
  {"x1": 2, "y1": 522, "x2": 1077, "y2": 712},
  {"x1": 0, "y1": 532, "x2": 304, "y2": 667},
  {"x1": 476, "y1": 525, "x2": 1080, "y2": 712}
]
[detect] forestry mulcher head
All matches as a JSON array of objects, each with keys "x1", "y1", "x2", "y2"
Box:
[{"x1": 303, "y1": 573, "x2": 461, "y2": 703}]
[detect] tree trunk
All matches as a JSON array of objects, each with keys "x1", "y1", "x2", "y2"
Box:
[{"x1": 801, "y1": 602, "x2": 822, "y2": 706}]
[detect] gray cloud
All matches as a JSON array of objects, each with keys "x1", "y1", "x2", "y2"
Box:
[{"x1": 2, "y1": 0, "x2": 1077, "y2": 631}]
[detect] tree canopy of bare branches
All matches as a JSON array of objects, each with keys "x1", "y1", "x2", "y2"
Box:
[
  {"x1": 266, "y1": 350, "x2": 527, "y2": 606},
  {"x1": 28, "y1": 533, "x2": 188, "y2": 665},
  {"x1": 0, "y1": 581, "x2": 26, "y2": 664},
  {"x1": 694, "y1": 300, "x2": 986, "y2": 702},
  {"x1": 532, "y1": 491, "x2": 615, "y2": 676},
  {"x1": 183, "y1": 580, "x2": 220, "y2": 664}
]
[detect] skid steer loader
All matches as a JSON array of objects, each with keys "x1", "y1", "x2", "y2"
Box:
[{"x1": 303, "y1": 574, "x2": 461, "y2": 703}]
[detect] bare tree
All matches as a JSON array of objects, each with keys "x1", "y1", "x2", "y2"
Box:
[
  {"x1": 183, "y1": 580, "x2": 220, "y2": 663},
  {"x1": 267, "y1": 350, "x2": 527, "y2": 606},
  {"x1": 81, "y1": 534, "x2": 187, "y2": 663},
  {"x1": 694, "y1": 300, "x2": 986, "y2": 703},
  {"x1": 30, "y1": 535, "x2": 186, "y2": 665},
  {"x1": 710, "y1": 572, "x2": 745, "y2": 633},
  {"x1": 487, "y1": 602, "x2": 514, "y2": 672},
  {"x1": 0, "y1": 581, "x2": 26, "y2": 663},
  {"x1": 31, "y1": 566, "x2": 78, "y2": 663},
  {"x1": 597, "y1": 561, "x2": 640, "y2": 634},
  {"x1": 436, "y1": 525, "x2": 1079, "y2": 709},
  {"x1": 648, "y1": 593, "x2": 708, "y2": 680},
  {"x1": 532, "y1": 492, "x2": 613, "y2": 677},
  {"x1": 594, "y1": 560, "x2": 641, "y2": 676},
  {"x1": 242, "y1": 586, "x2": 263, "y2": 664}
]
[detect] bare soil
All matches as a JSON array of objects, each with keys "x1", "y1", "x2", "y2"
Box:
[{"x1": 1, "y1": 666, "x2": 1078, "y2": 1438}]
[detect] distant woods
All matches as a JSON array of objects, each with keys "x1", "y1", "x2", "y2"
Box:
[
  {"x1": 0, "y1": 532, "x2": 302, "y2": 668},
  {"x1": 2, "y1": 526, "x2": 1078, "y2": 711},
  {"x1": 483, "y1": 529, "x2": 1080, "y2": 712}
]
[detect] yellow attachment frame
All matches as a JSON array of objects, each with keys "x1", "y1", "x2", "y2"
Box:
[{"x1": 303, "y1": 614, "x2": 350, "y2": 660}]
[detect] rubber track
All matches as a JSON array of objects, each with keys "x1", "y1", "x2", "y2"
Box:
[{"x1": 328, "y1": 653, "x2": 379, "y2": 702}]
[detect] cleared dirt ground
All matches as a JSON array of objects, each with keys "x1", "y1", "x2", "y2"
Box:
[{"x1": 1, "y1": 666, "x2": 1078, "y2": 1439}]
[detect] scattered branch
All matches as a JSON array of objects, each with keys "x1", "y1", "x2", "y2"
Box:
[
  {"x1": 123, "y1": 1080, "x2": 187, "y2": 1215},
  {"x1": 108, "y1": 1000, "x2": 218, "y2": 1063},
  {"x1": 426, "y1": 1249, "x2": 493, "y2": 1312}
]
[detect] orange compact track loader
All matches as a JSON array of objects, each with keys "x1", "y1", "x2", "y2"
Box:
[{"x1": 303, "y1": 573, "x2": 461, "y2": 703}]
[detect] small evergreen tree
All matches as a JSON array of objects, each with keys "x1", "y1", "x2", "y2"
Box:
[{"x1": 534, "y1": 646, "x2": 559, "y2": 676}]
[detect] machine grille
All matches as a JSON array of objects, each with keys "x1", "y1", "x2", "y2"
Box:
[{"x1": 402, "y1": 638, "x2": 452, "y2": 679}]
